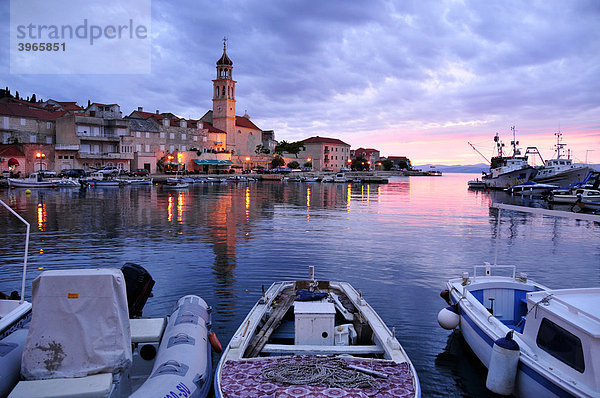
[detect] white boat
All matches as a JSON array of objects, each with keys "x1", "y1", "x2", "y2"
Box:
[
  {"x1": 0, "y1": 200, "x2": 33, "y2": 397},
  {"x1": 531, "y1": 133, "x2": 591, "y2": 188},
  {"x1": 469, "y1": 128, "x2": 538, "y2": 190},
  {"x1": 333, "y1": 172, "x2": 348, "y2": 183},
  {"x1": 321, "y1": 175, "x2": 334, "y2": 183},
  {"x1": 507, "y1": 181, "x2": 558, "y2": 196},
  {"x1": 440, "y1": 264, "x2": 599, "y2": 397},
  {"x1": 438, "y1": 204, "x2": 600, "y2": 397},
  {"x1": 127, "y1": 178, "x2": 153, "y2": 186},
  {"x1": 215, "y1": 267, "x2": 421, "y2": 397},
  {"x1": 7, "y1": 173, "x2": 80, "y2": 188},
  {"x1": 163, "y1": 182, "x2": 189, "y2": 189},
  {"x1": 84, "y1": 172, "x2": 123, "y2": 187},
  {"x1": 548, "y1": 188, "x2": 600, "y2": 204},
  {"x1": 6, "y1": 268, "x2": 218, "y2": 398}
]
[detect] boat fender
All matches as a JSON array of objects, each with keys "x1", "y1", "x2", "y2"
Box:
[
  {"x1": 486, "y1": 331, "x2": 520, "y2": 395},
  {"x1": 437, "y1": 304, "x2": 460, "y2": 330},
  {"x1": 439, "y1": 289, "x2": 451, "y2": 305},
  {"x1": 208, "y1": 332, "x2": 222, "y2": 353}
]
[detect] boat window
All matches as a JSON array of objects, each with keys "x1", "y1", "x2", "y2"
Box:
[{"x1": 536, "y1": 318, "x2": 584, "y2": 373}]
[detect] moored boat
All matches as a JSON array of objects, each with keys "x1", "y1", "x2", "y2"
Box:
[
  {"x1": 507, "y1": 180, "x2": 558, "y2": 196},
  {"x1": 548, "y1": 188, "x2": 600, "y2": 204},
  {"x1": 7, "y1": 266, "x2": 218, "y2": 398},
  {"x1": 215, "y1": 267, "x2": 421, "y2": 397},
  {"x1": 437, "y1": 203, "x2": 600, "y2": 397},
  {"x1": 7, "y1": 172, "x2": 80, "y2": 188}
]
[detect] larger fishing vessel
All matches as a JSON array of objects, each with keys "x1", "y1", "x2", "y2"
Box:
[{"x1": 468, "y1": 127, "x2": 538, "y2": 190}]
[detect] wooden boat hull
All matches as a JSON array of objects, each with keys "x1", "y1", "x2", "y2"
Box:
[{"x1": 215, "y1": 279, "x2": 420, "y2": 397}]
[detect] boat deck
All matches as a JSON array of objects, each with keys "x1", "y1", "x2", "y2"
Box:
[{"x1": 220, "y1": 355, "x2": 415, "y2": 397}]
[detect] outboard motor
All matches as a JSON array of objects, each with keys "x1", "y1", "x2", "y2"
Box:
[{"x1": 121, "y1": 263, "x2": 155, "y2": 318}]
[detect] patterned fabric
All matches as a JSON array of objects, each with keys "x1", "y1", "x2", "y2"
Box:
[{"x1": 220, "y1": 356, "x2": 415, "y2": 397}]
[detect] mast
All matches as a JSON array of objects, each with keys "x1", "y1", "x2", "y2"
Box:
[
  {"x1": 554, "y1": 131, "x2": 567, "y2": 159},
  {"x1": 509, "y1": 126, "x2": 520, "y2": 157},
  {"x1": 468, "y1": 142, "x2": 491, "y2": 164}
]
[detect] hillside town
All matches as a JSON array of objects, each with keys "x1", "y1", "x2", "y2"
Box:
[{"x1": 0, "y1": 45, "x2": 412, "y2": 178}]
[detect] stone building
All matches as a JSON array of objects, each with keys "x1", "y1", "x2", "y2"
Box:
[
  {"x1": 298, "y1": 136, "x2": 351, "y2": 172},
  {"x1": 353, "y1": 148, "x2": 381, "y2": 170}
]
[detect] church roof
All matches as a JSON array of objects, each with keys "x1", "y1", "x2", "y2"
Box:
[
  {"x1": 217, "y1": 47, "x2": 233, "y2": 66},
  {"x1": 235, "y1": 115, "x2": 260, "y2": 130}
]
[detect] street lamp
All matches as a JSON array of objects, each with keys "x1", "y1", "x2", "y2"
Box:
[{"x1": 35, "y1": 152, "x2": 45, "y2": 171}]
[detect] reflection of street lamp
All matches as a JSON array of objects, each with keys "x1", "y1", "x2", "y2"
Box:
[
  {"x1": 35, "y1": 152, "x2": 45, "y2": 171},
  {"x1": 245, "y1": 157, "x2": 250, "y2": 172}
]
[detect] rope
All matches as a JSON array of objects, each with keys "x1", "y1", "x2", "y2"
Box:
[
  {"x1": 512, "y1": 293, "x2": 554, "y2": 331},
  {"x1": 261, "y1": 357, "x2": 379, "y2": 389}
]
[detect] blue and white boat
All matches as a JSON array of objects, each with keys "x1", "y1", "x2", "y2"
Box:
[{"x1": 438, "y1": 204, "x2": 600, "y2": 397}]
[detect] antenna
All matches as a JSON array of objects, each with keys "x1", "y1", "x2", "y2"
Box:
[{"x1": 222, "y1": 36, "x2": 228, "y2": 50}]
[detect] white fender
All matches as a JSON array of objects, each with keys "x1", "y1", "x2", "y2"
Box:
[
  {"x1": 131, "y1": 295, "x2": 212, "y2": 398},
  {"x1": 437, "y1": 305, "x2": 460, "y2": 330},
  {"x1": 486, "y1": 332, "x2": 520, "y2": 395}
]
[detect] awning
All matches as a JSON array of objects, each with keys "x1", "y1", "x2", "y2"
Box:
[
  {"x1": 8, "y1": 158, "x2": 20, "y2": 166},
  {"x1": 192, "y1": 159, "x2": 234, "y2": 166}
]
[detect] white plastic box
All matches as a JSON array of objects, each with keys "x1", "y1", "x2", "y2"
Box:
[{"x1": 294, "y1": 300, "x2": 335, "y2": 345}]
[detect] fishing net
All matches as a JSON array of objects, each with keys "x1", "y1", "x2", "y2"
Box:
[{"x1": 260, "y1": 357, "x2": 379, "y2": 389}]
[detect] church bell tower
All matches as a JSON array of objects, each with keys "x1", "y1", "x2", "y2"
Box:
[{"x1": 212, "y1": 38, "x2": 236, "y2": 135}]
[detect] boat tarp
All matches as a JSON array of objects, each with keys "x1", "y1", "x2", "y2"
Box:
[
  {"x1": 21, "y1": 269, "x2": 132, "y2": 380},
  {"x1": 192, "y1": 159, "x2": 234, "y2": 165}
]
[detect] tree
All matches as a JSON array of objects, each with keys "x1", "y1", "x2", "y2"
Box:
[
  {"x1": 15, "y1": 91, "x2": 20, "y2": 100},
  {"x1": 271, "y1": 156, "x2": 285, "y2": 168},
  {"x1": 351, "y1": 156, "x2": 368, "y2": 171},
  {"x1": 255, "y1": 144, "x2": 270, "y2": 155},
  {"x1": 274, "y1": 140, "x2": 305, "y2": 157},
  {"x1": 30, "y1": 93, "x2": 37, "y2": 103},
  {"x1": 287, "y1": 161, "x2": 299, "y2": 169},
  {"x1": 381, "y1": 159, "x2": 394, "y2": 171},
  {"x1": 303, "y1": 162, "x2": 312, "y2": 168}
]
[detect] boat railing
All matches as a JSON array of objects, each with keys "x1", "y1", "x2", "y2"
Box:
[
  {"x1": 0, "y1": 200, "x2": 30, "y2": 304},
  {"x1": 472, "y1": 263, "x2": 517, "y2": 282}
]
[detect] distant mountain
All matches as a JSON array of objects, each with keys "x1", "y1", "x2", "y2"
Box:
[{"x1": 414, "y1": 163, "x2": 489, "y2": 173}]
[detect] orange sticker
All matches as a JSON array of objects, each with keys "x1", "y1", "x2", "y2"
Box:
[{"x1": 67, "y1": 293, "x2": 79, "y2": 299}]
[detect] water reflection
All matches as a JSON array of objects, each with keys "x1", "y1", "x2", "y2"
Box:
[{"x1": 1, "y1": 174, "x2": 598, "y2": 398}]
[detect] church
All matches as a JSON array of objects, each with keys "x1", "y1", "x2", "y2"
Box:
[{"x1": 199, "y1": 42, "x2": 275, "y2": 169}]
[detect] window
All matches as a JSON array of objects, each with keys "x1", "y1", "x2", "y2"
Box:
[
  {"x1": 537, "y1": 318, "x2": 584, "y2": 372},
  {"x1": 136, "y1": 144, "x2": 142, "y2": 152},
  {"x1": 29, "y1": 135, "x2": 36, "y2": 143},
  {"x1": 202, "y1": 137, "x2": 207, "y2": 142},
  {"x1": 21, "y1": 118, "x2": 26, "y2": 125},
  {"x1": 181, "y1": 145, "x2": 186, "y2": 151},
  {"x1": 181, "y1": 133, "x2": 186, "y2": 140},
  {"x1": 160, "y1": 132, "x2": 165, "y2": 138},
  {"x1": 46, "y1": 122, "x2": 52, "y2": 129},
  {"x1": 136, "y1": 132, "x2": 141, "y2": 138},
  {"x1": 169, "y1": 133, "x2": 175, "y2": 139},
  {"x1": 160, "y1": 144, "x2": 165, "y2": 151},
  {"x1": 169, "y1": 145, "x2": 174, "y2": 152},
  {"x1": 193, "y1": 136, "x2": 197, "y2": 141},
  {"x1": 58, "y1": 155, "x2": 63, "y2": 159},
  {"x1": 46, "y1": 136, "x2": 52, "y2": 144},
  {"x1": 145, "y1": 144, "x2": 150, "y2": 152},
  {"x1": 145, "y1": 132, "x2": 150, "y2": 138}
]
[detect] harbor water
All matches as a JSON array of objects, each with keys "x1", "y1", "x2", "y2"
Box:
[{"x1": 1, "y1": 173, "x2": 599, "y2": 397}]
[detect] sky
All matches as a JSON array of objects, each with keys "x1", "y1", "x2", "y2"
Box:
[{"x1": 2, "y1": 0, "x2": 599, "y2": 165}]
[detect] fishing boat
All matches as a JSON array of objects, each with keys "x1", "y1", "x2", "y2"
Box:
[
  {"x1": 468, "y1": 127, "x2": 538, "y2": 190},
  {"x1": 530, "y1": 132, "x2": 590, "y2": 188},
  {"x1": 215, "y1": 267, "x2": 421, "y2": 397},
  {"x1": 7, "y1": 172, "x2": 80, "y2": 188},
  {"x1": 437, "y1": 204, "x2": 600, "y2": 397},
  {"x1": 506, "y1": 181, "x2": 558, "y2": 196},
  {"x1": 467, "y1": 178, "x2": 487, "y2": 189}
]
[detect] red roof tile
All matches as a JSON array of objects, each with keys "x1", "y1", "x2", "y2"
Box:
[
  {"x1": 202, "y1": 122, "x2": 227, "y2": 134},
  {"x1": 235, "y1": 116, "x2": 260, "y2": 130},
  {"x1": 302, "y1": 136, "x2": 350, "y2": 146},
  {"x1": 0, "y1": 103, "x2": 65, "y2": 121}
]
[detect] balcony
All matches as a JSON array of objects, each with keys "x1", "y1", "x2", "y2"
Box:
[
  {"x1": 55, "y1": 144, "x2": 80, "y2": 151},
  {"x1": 78, "y1": 152, "x2": 134, "y2": 160},
  {"x1": 324, "y1": 149, "x2": 329, "y2": 153},
  {"x1": 324, "y1": 157, "x2": 329, "y2": 163}
]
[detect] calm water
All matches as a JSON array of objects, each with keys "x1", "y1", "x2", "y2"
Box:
[{"x1": 1, "y1": 174, "x2": 599, "y2": 397}]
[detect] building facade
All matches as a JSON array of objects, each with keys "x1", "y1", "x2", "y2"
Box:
[{"x1": 298, "y1": 136, "x2": 351, "y2": 172}]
